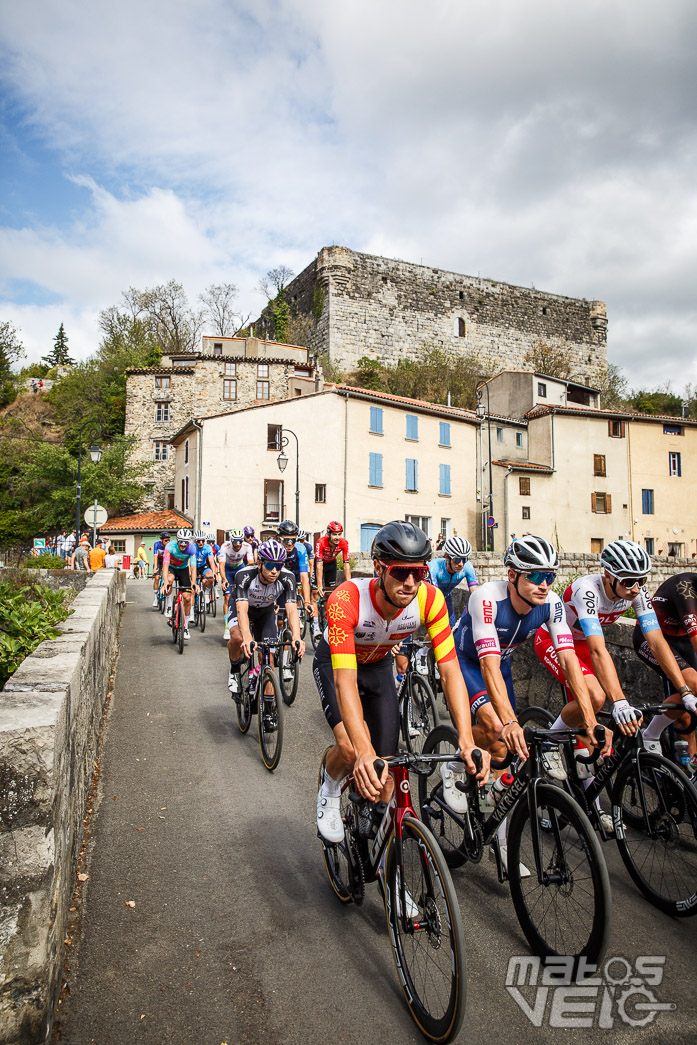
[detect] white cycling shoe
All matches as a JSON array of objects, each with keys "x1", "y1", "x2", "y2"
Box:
[
  {"x1": 541, "y1": 747, "x2": 567, "y2": 781},
  {"x1": 223, "y1": 627, "x2": 230, "y2": 641},
  {"x1": 394, "y1": 871, "x2": 420, "y2": 921},
  {"x1": 492, "y1": 843, "x2": 531, "y2": 879},
  {"x1": 317, "y1": 792, "x2": 344, "y2": 844},
  {"x1": 441, "y1": 761, "x2": 468, "y2": 813},
  {"x1": 598, "y1": 811, "x2": 615, "y2": 835},
  {"x1": 642, "y1": 738, "x2": 662, "y2": 755}
]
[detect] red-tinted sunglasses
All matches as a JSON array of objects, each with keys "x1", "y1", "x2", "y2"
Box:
[{"x1": 379, "y1": 561, "x2": 429, "y2": 582}]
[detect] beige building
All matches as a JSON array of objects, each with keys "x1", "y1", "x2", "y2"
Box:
[
  {"x1": 170, "y1": 386, "x2": 480, "y2": 553},
  {"x1": 125, "y1": 335, "x2": 322, "y2": 508}
]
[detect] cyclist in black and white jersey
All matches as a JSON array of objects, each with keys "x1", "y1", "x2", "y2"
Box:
[{"x1": 227, "y1": 539, "x2": 305, "y2": 698}]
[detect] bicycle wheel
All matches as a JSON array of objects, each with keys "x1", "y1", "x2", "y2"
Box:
[
  {"x1": 612, "y1": 753, "x2": 697, "y2": 916},
  {"x1": 236, "y1": 663, "x2": 252, "y2": 733},
  {"x1": 297, "y1": 595, "x2": 307, "y2": 640},
  {"x1": 310, "y1": 602, "x2": 324, "y2": 650},
  {"x1": 258, "y1": 667, "x2": 284, "y2": 771},
  {"x1": 417, "y1": 725, "x2": 468, "y2": 869},
  {"x1": 198, "y1": 592, "x2": 206, "y2": 633},
  {"x1": 507, "y1": 782, "x2": 611, "y2": 966},
  {"x1": 518, "y1": 705, "x2": 555, "y2": 729},
  {"x1": 171, "y1": 599, "x2": 179, "y2": 644},
  {"x1": 210, "y1": 587, "x2": 217, "y2": 618},
  {"x1": 279, "y1": 635, "x2": 300, "y2": 706},
  {"x1": 318, "y1": 749, "x2": 354, "y2": 903},
  {"x1": 402, "y1": 675, "x2": 440, "y2": 756},
  {"x1": 384, "y1": 815, "x2": 466, "y2": 1043},
  {"x1": 177, "y1": 602, "x2": 185, "y2": 654}
]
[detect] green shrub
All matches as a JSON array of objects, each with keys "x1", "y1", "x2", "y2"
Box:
[
  {"x1": 0, "y1": 580, "x2": 74, "y2": 688},
  {"x1": 20, "y1": 553, "x2": 65, "y2": 569}
]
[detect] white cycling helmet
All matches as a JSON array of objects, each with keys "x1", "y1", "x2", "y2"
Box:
[
  {"x1": 176, "y1": 528, "x2": 193, "y2": 541},
  {"x1": 600, "y1": 539, "x2": 651, "y2": 580},
  {"x1": 193, "y1": 530, "x2": 207, "y2": 541},
  {"x1": 298, "y1": 528, "x2": 308, "y2": 542},
  {"x1": 228, "y1": 528, "x2": 244, "y2": 542},
  {"x1": 207, "y1": 532, "x2": 216, "y2": 543},
  {"x1": 443, "y1": 536, "x2": 472, "y2": 560},
  {"x1": 504, "y1": 535, "x2": 558, "y2": 572}
]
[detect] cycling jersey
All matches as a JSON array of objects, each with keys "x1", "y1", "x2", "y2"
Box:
[
  {"x1": 219, "y1": 540, "x2": 254, "y2": 570},
  {"x1": 284, "y1": 542, "x2": 309, "y2": 578},
  {"x1": 429, "y1": 557, "x2": 478, "y2": 597},
  {"x1": 234, "y1": 564, "x2": 297, "y2": 609},
  {"x1": 325, "y1": 578, "x2": 455, "y2": 669},
  {"x1": 649, "y1": 573, "x2": 697, "y2": 639},
  {"x1": 316, "y1": 535, "x2": 349, "y2": 563},
  {"x1": 558, "y1": 574, "x2": 659, "y2": 640},
  {"x1": 455, "y1": 580, "x2": 574, "y2": 663},
  {"x1": 163, "y1": 539, "x2": 196, "y2": 571},
  {"x1": 195, "y1": 543, "x2": 215, "y2": 572},
  {"x1": 153, "y1": 540, "x2": 166, "y2": 563},
  {"x1": 302, "y1": 540, "x2": 314, "y2": 562}
]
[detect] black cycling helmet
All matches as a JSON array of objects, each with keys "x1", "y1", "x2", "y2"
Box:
[
  {"x1": 277, "y1": 519, "x2": 299, "y2": 538},
  {"x1": 371, "y1": 521, "x2": 432, "y2": 563},
  {"x1": 160, "y1": 531, "x2": 170, "y2": 540}
]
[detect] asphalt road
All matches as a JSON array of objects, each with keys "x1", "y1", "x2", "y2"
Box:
[{"x1": 53, "y1": 580, "x2": 697, "y2": 1044}]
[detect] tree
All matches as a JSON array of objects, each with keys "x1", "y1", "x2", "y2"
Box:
[
  {"x1": 271, "y1": 290, "x2": 291, "y2": 344},
  {"x1": 199, "y1": 282, "x2": 250, "y2": 337},
  {"x1": 257, "y1": 265, "x2": 294, "y2": 300},
  {"x1": 123, "y1": 280, "x2": 203, "y2": 354},
  {"x1": 0, "y1": 320, "x2": 26, "y2": 407},
  {"x1": 627, "y1": 385, "x2": 683, "y2": 416},
  {"x1": 595, "y1": 363, "x2": 629, "y2": 410},
  {"x1": 42, "y1": 323, "x2": 75, "y2": 367},
  {"x1": 523, "y1": 341, "x2": 572, "y2": 380}
]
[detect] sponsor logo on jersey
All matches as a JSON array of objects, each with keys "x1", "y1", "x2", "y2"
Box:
[
  {"x1": 475, "y1": 638, "x2": 498, "y2": 652},
  {"x1": 363, "y1": 620, "x2": 376, "y2": 627},
  {"x1": 483, "y1": 600, "x2": 494, "y2": 625}
]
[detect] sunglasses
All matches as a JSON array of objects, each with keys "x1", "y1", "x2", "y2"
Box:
[
  {"x1": 261, "y1": 561, "x2": 284, "y2": 570},
  {"x1": 617, "y1": 576, "x2": 646, "y2": 589},
  {"x1": 447, "y1": 557, "x2": 465, "y2": 566},
  {"x1": 524, "y1": 570, "x2": 557, "y2": 585},
  {"x1": 380, "y1": 562, "x2": 430, "y2": 582},
  {"x1": 280, "y1": 537, "x2": 296, "y2": 544}
]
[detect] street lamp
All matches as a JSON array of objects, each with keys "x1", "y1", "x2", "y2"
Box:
[
  {"x1": 476, "y1": 384, "x2": 494, "y2": 552},
  {"x1": 276, "y1": 427, "x2": 300, "y2": 525},
  {"x1": 75, "y1": 421, "x2": 104, "y2": 542}
]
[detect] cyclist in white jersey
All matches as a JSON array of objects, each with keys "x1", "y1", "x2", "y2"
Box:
[{"x1": 219, "y1": 528, "x2": 254, "y2": 640}]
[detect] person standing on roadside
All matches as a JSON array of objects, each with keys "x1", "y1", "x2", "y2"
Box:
[
  {"x1": 71, "y1": 539, "x2": 92, "y2": 572},
  {"x1": 89, "y1": 541, "x2": 106, "y2": 571}
]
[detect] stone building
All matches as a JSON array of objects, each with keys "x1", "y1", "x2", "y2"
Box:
[
  {"x1": 125, "y1": 335, "x2": 322, "y2": 508},
  {"x1": 257, "y1": 245, "x2": 608, "y2": 383}
]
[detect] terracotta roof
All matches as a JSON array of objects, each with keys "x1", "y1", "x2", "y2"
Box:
[
  {"x1": 493, "y1": 459, "x2": 554, "y2": 473},
  {"x1": 327, "y1": 384, "x2": 479, "y2": 421},
  {"x1": 525, "y1": 404, "x2": 697, "y2": 424},
  {"x1": 100, "y1": 509, "x2": 193, "y2": 533}
]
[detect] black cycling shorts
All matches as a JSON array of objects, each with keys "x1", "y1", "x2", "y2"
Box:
[
  {"x1": 633, "y1": 622, "x2": 697, "y2": 697},
  {"x1": 170, "y1": 565, "x2": 193, "y2": 592},
  {"x1": 320, "y1": 560, "x2": 338, "y2": 589},
  {"x1": 247, "y1": 605, "x2": 278, "y2": 644},
  {"x1": 312, "y1": 637, "x2": 399, "y2": 756}
]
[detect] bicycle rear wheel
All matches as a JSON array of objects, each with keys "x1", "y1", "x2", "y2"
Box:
[
  {"x1": 417, "y1": 725, "x2": 468, "y2": 869},
  {"x1": 177, "y1": 602, "x2": 185, "y2": 654},
  {"x1": 318, "y1": 749, "x2": 354, "y2": 903},
  {"x1": 507, "y1": 782, "x2": 610, "y2": 966},
  {"x1": 518, "y1": 705, "x2": 555, "y2": 729},
  {"x1": 171, "y1": 599, "x2": 179, "y2": 644},
  {"x1": 279, "y1": 635, "x2": 300, "y2": 706},
  {"x1": 258, "y1": 667, "x2": 284, "y2": 771},
  {"x1": 297, "y1": 595, "x2": 307, "y2": 640},
  {"x1": 384, "y1": 815, "x2": 466, "y2": 1043},
  {"x1": 236, "y1": 663, "x2": 252, "y2": 733},
  {"x1": 210, "y1": 587, "x2": 217, "y2": 617},
  {"x1": 198, "y1": 592, "x2": 206, "y2": 633},
  {"x1": 612, "y1": 753, "x2": 697, "y2": 916},
  {"x1": 402, "y1": 675, "x2": 439, "y2": 756}
]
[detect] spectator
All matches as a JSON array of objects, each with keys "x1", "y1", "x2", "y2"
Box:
[
  {"x1": 88, "y1": 542, "x2": 106, "y2": 571},
  {"x1": 104, "y1": 544, "x2": 120, "y2": 570},
  {"x1": 38, "y1": 379, "x2": 44, "y2": 390},
  {"x1": 134, "y1": 542, "x2": 148, "y2": 579},
  {"x1": 71, "y1": 539, "x2": 92, "y2": 572},
  {"x1": 56, "y1": 530, "x2": 70, "y2": 561},
  {"x1": 66, "y1": 531, "x2": 76, "y2": 558},
  {"x1": 31, "y1": 380, "x2": 37, "y2": 393}
]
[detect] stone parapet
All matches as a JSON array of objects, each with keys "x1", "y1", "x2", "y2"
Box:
[{"x1": 0, "y1": 570, "x2": 126, "y2": 1045}]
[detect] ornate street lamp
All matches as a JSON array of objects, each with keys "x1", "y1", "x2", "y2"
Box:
[
  {"x1": 276, "y1": 428, "x2": 300, "y2": 525},
  {"x1": 75, "y1": 422, "x2": 104, "y2": 541}
]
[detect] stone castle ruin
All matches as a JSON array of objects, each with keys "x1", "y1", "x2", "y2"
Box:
[{"x1": 262, "y1": 246, "x2": 608, "y2": 385}]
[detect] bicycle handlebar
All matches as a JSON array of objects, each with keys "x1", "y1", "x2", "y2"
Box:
[{"x1": 573, "y1": 724, "x2": 607, "y2": 765}]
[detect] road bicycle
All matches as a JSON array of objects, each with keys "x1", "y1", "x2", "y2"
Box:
[
  {"x1": 520, "y1": 703, "x2": 697, "y2": 918},
  {"x1": 318, "y1": 748, "x2": 467, "y2": 1043},
  {"x1": 418, "y1": 723, "x2": 611, "y2": 970},
  {"x1": 168, "y1": 580, "x2": 187, "y2": 655},
  {"x1": 206, "y1": 582, "x2": 217, "y2": 618},
  {"x1": 276, "y1": 608, "x2": 301, "y2": 706},
  {"x1": 234, "y1": 638, "x2": 284, "y2": 771},
  {"x1": 296, "y1": 592, "x2": 307, "y2": 640},
  {"x1": 155, "y1": 573, "x2": 167, "y2": 614},
  {"x1": 397, "y1": 640, "x2": 439, "y2": 755},
  {"x1": 309, "y1": 583, "x2": 335, "y2": 650},
  {"x1": 191, "y1": 585, "x2": 207, "y2": 633}
]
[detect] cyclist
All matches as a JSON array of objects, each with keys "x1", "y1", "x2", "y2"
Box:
[
  {"x1": 298, "y1": 528, "x2": 315, "y2": 580},
  {"x1": 227, "y1": 539, "x2": 305, "y2": 697},
  {"x1": 631, "y1": 569, "x2": 697, "y2": 760},
  {"x1": 243, "y1": 525, "x2": 259, "y2": 561},
  {"x1": 219, "y1": 528, "x2": 254, "y2": 640},
  {"x1": 535, "y1": 540, "x2": 695, "y2": 749},
  {"x1": 193, "y1": 531, "x2": 219, "y2": 611},
  {"x1": 314, "y1": 520, "x2": 489, "y2": 844},
  {"x1": 315, "y1": 521, "x2": 351, "y2": 595},
  {"x1": 162, "y1": 529, "x2": 197, "y2": 641},
  {"x1": 276, "y1": 519, "x2": 312, "y2": 622}
]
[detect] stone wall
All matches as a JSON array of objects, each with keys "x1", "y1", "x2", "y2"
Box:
[
  {"x1": 277, "y1": 246, "x2": 608, "y2": 383},
  {"x1": 0, "y1": 569, "x2": 126, "y2": 1045}
]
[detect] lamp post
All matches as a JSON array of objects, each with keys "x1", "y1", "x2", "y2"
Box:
[
  {"x1": 476, "y1": 384, "x2": 493, "y2": 552},
  {"x1": 276, "y1": 427, "x2": 300, "y2": 525},
  {"x1": 75, "y1": 422, "x2": 104, "y2": 543}
]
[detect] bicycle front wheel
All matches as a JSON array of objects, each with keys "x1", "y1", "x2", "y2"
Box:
[
  {"x1": 385, "y1": 815, "x2": 466, "y2": 1043},
  {"x1": 210, "y1": 588, "x2": 217, "y2": 617},
  {"x1": 297, "y1": 595, "x2": 307, "y2": 640},
  {"x1": 612, "y1": 753, "x2": 697, "y2": 916},
  {"x1": 402, "y1": 675, "x2": 439, "y2": 755},
  {"x1": 279, "y1": 633, "x2": 300, "y2": 706},
  {"x1": 258, "y1": 668, "x2": 284, "y2": 771},
  {"x1": 417, "y1": 725, "x2": 468, "y2": 869},
  {"x1": 507, "y1": 782, "x2": 611, "y2": 966},
  {"x1": 171, "y1": 601, "x2": 179, "y2": 644},
  {"x1": 518, "y1": 705, "x2": 555, "y2": 729},
  {"x1": 177, "y1": 603, "x2": 185, "y2": 654},
  {"x1": 318, "y1": 749, "x2": 353, "y2": 903},
  {"x1": 198, "y1": 593, "x2": 206, "y2": 633}
]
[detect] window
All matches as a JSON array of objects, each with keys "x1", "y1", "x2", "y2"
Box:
[
  {"x1": 457, "y1": 317, "x2": 466, "y2": 337},
  {"x1": 593, "y1": 454, "x2": 606, "y2": 477},
  {"x1": 406, "y1": 414, "x2": 419, "y2": 440},
  {"x1": 184, "y1": 439, "x2": 189, "y2": 465},
  {"x1": 538, "y1": 382, "x2": 547, "y2": 397},
  {"x1": 522, "y1": 506, "x2": 530, "y2": 520},
  {"x1": 591, "y1": 492, "x2": 612, "y2": 514},
  {"x1": 668, "y1": 542, "x2": 683, "y2": 557},
  {"x1": 669, "y1": 452, "x2": 682, "y2": 476},
  {"x1": 591, "y1": 538, "x2": 604, "y2": 554},
  {"x1": 184, "y1": 475, "x2": 189, "y2": 512},
  {"x1": 439, "y1": 422, "x2": 451, "y2": 447},
  {"x1": 257, "y1": 380, "x2": 270, "y2": 400},
  {"x1": 642, "y1": 489, "x2": 654, "y2": 514},
  {"x1": 369, "y1": 452, "x2": 383, "y2": 487},
  {"x1": 224, "y1": 362, "x2": 237, "y2": 376},
  {"x1": 406, "y1": 458, "x2": 418, "y2": 491},
  {"x1": 155, "y1": 401, "x2": 170, "y2": 422},
  {"x1": 315, "y1": 483, "x2": 326, "y2": 503},
  {"x1": 519, "y1": 477, "x2": 530, "y2": 496},
  {"x1": 370, "y1": 406, "x2": 383, "y2": 434},
  {"x1": 440, "y1": 518, "x2": 451, "y2": 538},
  {"x1": 645, "y1": 537, "x2": 654, "y2": 555},
  {"x1": 439, "y1": 464, "x2": 451, "y2": 496},
  {"x1": 361, "y1": 523, "x2": 381, "y2": 553},
  {"x1": 181, "y1": 478, "x2": 185, "y2": 509},
  {"x1": 496, "y1": 427, "x2": 504, "y2": 443},
  {"x1": 663, "y1": 423, "x2": 683, "y2": 435},
  {"x1": 257, "y1": 363, "x2": 269, "y2": 378},
  {"x1": 154, "y1": 441, "x2": 168, "y2": 461},
  {"x1": 608, "y1": 420, "x2": 626, "y2": 438},
  {"x1": 213, "y1": 343, "x2": 223, "y2": 356},
  {"x1": 267, "y1": 424, "x2": 282, "y2": 450},
  {"x1": 111, "y1": 539, "x2": 126, "y2": 553},
  {"x1": 155, "y1": 376, "x2": 171, "y2": 389},
  {"x1": 223, "y1": 379, "x2": 237, "y2": 400},
  {"x1": 405, "y1": 514, "x2": 431, "y2": 536},
  {"x1": 515, "y1": 432, "x2": 523, "y2": 448}
]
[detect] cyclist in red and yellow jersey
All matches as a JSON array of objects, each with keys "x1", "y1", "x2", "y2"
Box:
[{"x1": 314, "y1": 520, "x2": 489, "y2": 843}]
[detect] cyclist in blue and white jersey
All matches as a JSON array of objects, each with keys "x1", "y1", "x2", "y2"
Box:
[
  {"x1": 162, "y1": 529, "x2": 197, "y2": 640},
  {"x1": 276, "y1": 520, "x2": 312, "y2": 624},
  {"x1": 193, "y1": 531, "x2": 219, "y2": 606},
  {"x1": 298, "y1": 528, "x2": 315, "y2": 578},
  {"x1": 219, "y1": 529, "x2": 254, "y2": 640},
  {"x1": 152, "y1": 530, "x2": 170, "y2": 607}
]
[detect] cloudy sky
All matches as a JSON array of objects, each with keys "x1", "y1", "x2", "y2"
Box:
[{"x1": 1, "y1": 0, "x2": 695, "y2": 389}]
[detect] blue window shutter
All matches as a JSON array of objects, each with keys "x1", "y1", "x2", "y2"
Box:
[
  {"x1": 678, "y1": 453, "x2": 682, "y2": 477},
  {"x1": 406, "y1": 458, "x2": 417, "y2": 490},
  {"x1": 370, "y1": 452, "x2": 383, "y2": 486},
  {"x1": 370, "y1": 406, "x2": 383, "y2": 434},
  {"x1": 440, "y1": 464, "x2": 451, "y2": 495},
  {"x1": 440, "y1": 421, "x2": 450, "y2": 446},
  {"x1": 406, "y1": 414, "x2": 418, "y2": 440}
]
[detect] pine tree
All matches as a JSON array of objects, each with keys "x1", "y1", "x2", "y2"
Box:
[{"x1": 42, "y1": 323, "x2": 75, "y2": 367}]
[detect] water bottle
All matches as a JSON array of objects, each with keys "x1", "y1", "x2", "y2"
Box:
[
  {"x1": 674, "y1": 740, "x2": 691, "y2": 771},
  {"x1": 492, "y1": 773, "x2": 515, "y2": 802},
  {"x1": 249, "y1": 665, "x2": 260, "y2": 694}
]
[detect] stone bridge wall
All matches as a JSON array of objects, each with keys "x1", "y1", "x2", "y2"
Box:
[{"x1": 0, "y1": 569, "x2": 126, "y2": 1045}]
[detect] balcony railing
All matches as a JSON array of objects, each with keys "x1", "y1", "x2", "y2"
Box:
[{"x1": 263, "y1": 501, "x2": 281, "y2": 522}]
